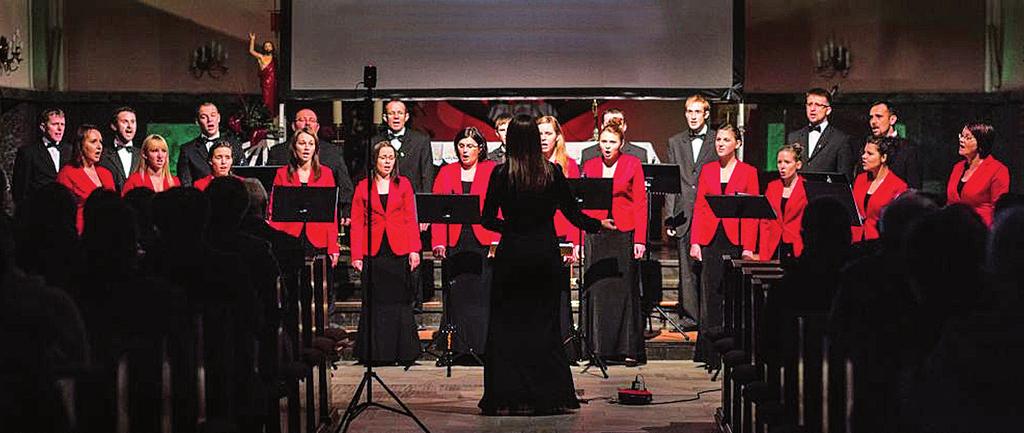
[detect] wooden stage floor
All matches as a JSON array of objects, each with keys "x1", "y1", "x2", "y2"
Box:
[{"x1": 325, "y1": 360, "x2": 721, "y2": 433}]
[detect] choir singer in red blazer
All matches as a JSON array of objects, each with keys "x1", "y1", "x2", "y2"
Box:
[
  {"x1": 350, "y1": 140, "x2": 423, "y2": 365},
  {"x1": 57, "y1": 125, "x2": 116, "y2": 233},
  {"x1": 580, "y1": 122, "x2": 648, "y2": 363},
  {"x1": 538, "y1": 115, "x2": 582, "y2": 261},
  {"x1": 947, "y1": 122, "x2": 1010, "y2": 226},
  {"x1": 852, "y1": 136, "x2": 908, "y2": 242},
  {"x1": 268, "y1": 128, "x2": 340, "y2": 265},
  {"x1": 758, "y1": 143, "x2": 807, "y2": 261},
  {"x1": 121, "y1": 134, "x2": 179, "y2": 195},
  {"x1": 430, "y1": 127, "x2": 499, "y2": 359},
  {"x1": 688, "y1": 124, "x2": 759, "y2": 369}
]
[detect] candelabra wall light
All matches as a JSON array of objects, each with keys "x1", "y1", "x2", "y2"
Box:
[
  {"x1": 814, "y1": 35, "x2": 851, "y2": 79},
  {"x1": 190, "y1": 40, "x2": 228, "y2": 79},
  {"x1": 0, "y1": 29, "x2": 24, "y2": 76}
]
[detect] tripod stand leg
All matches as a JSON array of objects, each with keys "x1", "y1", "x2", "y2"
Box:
[
  {"x1": 370, "y1": 374, "x2": 432, "y2": 433},
  {"x1": 652, "y1": 305, "x2": 693, "y2": 341}
]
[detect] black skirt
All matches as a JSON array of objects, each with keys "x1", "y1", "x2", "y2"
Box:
[
  {"x1": 437, "y1": 225, "x2": 491, "y2": 359},
  {"x1": 353, "y1": 233, "x2": 421, "y2": 365},
  {"x1": 583, "y1": 230, "x2": 644, "y2": 361}
]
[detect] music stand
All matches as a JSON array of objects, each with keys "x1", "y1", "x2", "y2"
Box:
[
  {"x1": 233, "y1": 165, "x2": 281, "y2": 194},
  {"x1": 706, "y1": 194, "x2": 777, "y2": 249},
  {"x1": 414, "y1": 193, "x2": 485, "y2": 377},
  {"x1": 566, "y1": 177, "x2": 612, "y2": 378},
  {"x1": 641, "y1": 164, "x2": 694, "y2": 341},
  {"x1": 270, "y1": 185, "x2": 338, "y2": 429},
  {"x1": 801, "y1": 171, "x2": 849, "y2": 185},
  {"x1": 802, "y1": 177, "x2": 863, "y2": 226}
]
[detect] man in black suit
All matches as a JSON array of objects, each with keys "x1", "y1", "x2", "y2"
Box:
[
  {"x1": 868, "y1": 100, "x2": 922, "y2": 189},
  {"x1": 175, "y1": 102, "x2": 243, "y2": 186},
  {"x1": 664, "y1": 95, "x2": 719, "y2": 327},
  {"x1": 12, "y1": 108, "x2": 72, "y2": 206},
  {"x1": 98, "y1": 106, "x2": 141, "y2": 192},
  {"x1": 269, "y1": 108, "x2": 355, "y2": 224},
  {"x1": 487, "y1": 113, "x2": 511, "y2": 164},
  {"x1": 787, "y1": 88, "x2": 855, "y2": 181},
  {"x1": 371, "y1": 99, "x2": 435, "y2": 304},
  {"x1": 580, "y1": 108, "x2": 651, "y2": 164}
]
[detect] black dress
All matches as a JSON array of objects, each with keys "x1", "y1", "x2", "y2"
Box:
[
  {"x1": 478, "y1": 163, "x2": 603, "y2": 415},
  {"x1": 436, "y1": 181, "x2": 492, "y2": 361},
  {"x1": 353, "y1": 193, "x2": 421, "y2": 365},
  {"x1": 693, "y1": 182, "x2": 743, "y2": 368}
]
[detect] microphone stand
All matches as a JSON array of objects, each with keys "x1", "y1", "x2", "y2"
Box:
[{"x1": 338, "y1": 67, "x2": 430, "y2": 433}]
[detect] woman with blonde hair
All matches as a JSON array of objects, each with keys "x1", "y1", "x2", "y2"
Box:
[{"x1": 122, "y1": 134, "x2": 180, "y2": 195}]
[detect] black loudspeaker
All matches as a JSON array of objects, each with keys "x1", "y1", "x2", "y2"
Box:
[{"x1": 363, "y1": 65, "x2": 377, "y2": 89}]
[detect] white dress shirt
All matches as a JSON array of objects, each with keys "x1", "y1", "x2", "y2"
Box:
[
  {"x1": 691, "y1": 124, "x2": 709, "y2": 164},
  {"x1": 808, "y1": 119, "x2": 829, "y2": 157}
]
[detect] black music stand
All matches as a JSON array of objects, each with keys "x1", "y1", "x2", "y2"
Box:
[
  {"x1": 233, "y1": 165, "x2": 281, "y2": 194},
  {"x1": 641, "y1": 164, "x2": 693, "y2": 341},
  {"x1": 414, "y1": 193, "x2": 485, "y2": 377},
  {"x1": 706, "y1": 194, "x2": 778, "y2": 249},
  {"x1": 271, "y1": 185, "x2": 338, "y2": 429},
  {"x1": 566, "y1": 177, "x2": 612, "y2": 378},
  {"x1": 802, "y1": 177, "x2": 863, "y2": 226}
]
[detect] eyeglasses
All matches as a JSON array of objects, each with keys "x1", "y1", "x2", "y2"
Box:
[
  {"x1": 958, "y1": 133, "x2": 975, "y2": 140},
  {"x1": 456, "y1": 143, "x2": 480, "y2": 150},
  {"x1": 805, "y1": 102, "x2": 830, "y2": 109}
]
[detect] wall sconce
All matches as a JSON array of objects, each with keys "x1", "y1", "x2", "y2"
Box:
[
  {"x1": 0, "y1": 29, "x2": 24, "y2": 76},
  {"x1": 814, "y1": 35, "x2": 851, "y2": 79},
  {"x1": 190, "y1": 40, "x2": 228, "y2": 79}
]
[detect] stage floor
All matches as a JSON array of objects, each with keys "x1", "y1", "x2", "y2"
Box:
[{"x1": 328, "y1": 360, "x2": 720, "y2": 433}]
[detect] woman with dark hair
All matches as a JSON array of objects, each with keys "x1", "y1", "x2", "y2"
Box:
[
  {"x1": 269, "y1": 128, "x2": 340, "y2": 266},
  {"x1": 430, "y1": 127, "x2": 499, "y2": 361},
  {"x1": 947, "y1": 122, "x2": 1010, "y2": 226},
  {"x1": 192, "y1": 140, "x2": 239, "y2": 191},
  {"x1": 478, "y1": 115, "x2": 614, "y2": 415},
  {"x1": 853, "y1": 136, "x2": 908, "y2": 242},
  {"x1": 248, "y1": 32, "x2": 276, "y2": 113},
  {"x1": 56, "y1": 125, "x2": 116, "y2": 233},
  {"x1": 758, "y1": 143, "x2": 808, "y2": 261},
  {"x1": 580, "y1": 121, "x2": 647, "y2": 364},
  {"x1": 122, "y1": 134, "x2": 180, "y2": 194},
  {"x1": 350, "y1": 140, "x2": 422, "y2": 365},
  {"x1": 689, "y1": 124, "x2": 759, "y2": 369}
]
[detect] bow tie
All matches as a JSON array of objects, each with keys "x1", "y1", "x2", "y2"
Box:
[
  {"x1": 44, "y1": 140, "x2": 61, "y2": 149},
  {"x1": 388, "y1": 131, "x2": 404, "y2": 141},
  {"x1": 809, "y1": 125, "x2": 822, "y2": 133},
  {"x1": 115, "y1": 144, "x2": 134, "y2": 152},
  {"x1": 689, "y1": 130, "x2": 705, "y2": 140}
]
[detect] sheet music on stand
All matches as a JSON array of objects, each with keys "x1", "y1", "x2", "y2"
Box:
[{"x1": 801, "y1": 173, "x2": 863, "y2": 226}]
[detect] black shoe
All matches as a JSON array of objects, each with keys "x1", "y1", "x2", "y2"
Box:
[
  {"x1": 643, "y1": 329, "x2": 662, "y2": 340},
  {"x1": 677, "y1": 315, "x2": 699, "y2": 332}
]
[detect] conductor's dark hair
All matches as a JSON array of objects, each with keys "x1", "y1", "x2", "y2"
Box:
[{"x1": 506, "y1": 114, "x2": 553, "y2": 192}]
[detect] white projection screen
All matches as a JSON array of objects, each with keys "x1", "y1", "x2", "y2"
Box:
[{"x1": 290, "y1": 0, "x2": 734, "y2": 95}]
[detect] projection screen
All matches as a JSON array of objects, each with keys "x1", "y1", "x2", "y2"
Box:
[{"x1": 290, "y1": 0, "x2": 734, "y2": 96}]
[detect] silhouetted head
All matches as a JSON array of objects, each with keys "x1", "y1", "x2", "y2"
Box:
[
  {"x1": 989, "y1": 207, "x2": 1024, "y2": 295},
  {"x1": 800, "y1": 197, "x2": 851, "y2": 259},
  {"x1": 995, "y1": 193, "x2": 1024, "y2": 221},
  {"x1": 152, "y1": 187, "x2": 209, "y2": 242},
  {"x1": 14, "y1": 183, "x2": 77, "y2": 273},
  {"x1": 205, "y1": 176, "x2": 250, "y2": 230},
  {"x1": 242, "y1": 178, "x2": 269, "y2": 220},
  {"x1": 878, "y1": 192, "x2": 939, "y2": 253},
  {"x1": 82, "y1": 189, "x2": 138, "y2": 272},
  {"x1": 904, "y1": 204, "x2": 987, "y2": 309}
]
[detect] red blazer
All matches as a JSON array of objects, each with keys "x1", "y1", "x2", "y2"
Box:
[
  {"x1": 553, "y1": 157, "x2": 581, "y2": 244},
  {"x1": 758, "y1": 177, "x2": 807, "y2": 260},
  {"x1": 852, "y1": 171, "x2": 908, "y2": 242},
  {"x1": 121, "y1": 171, "x2": 180, "y2": 195},
  {"x1": 430, "y1": 160, "x2": 500, "y2": 248},
  {"x1": 691, "y1": 160, "x2": 759, "y2": 252},
  {"x1": 191, "y1": 174, "x2": 241, "y2": 191},
  {"x1": 581, "y1": 154, "x2": 648, "y2": 244},
  {"x1": 56, "y1": 165, "x2": 116, "y2": 233},
  {"x1": 268, "y1": 166, "x2": 339, "y2": 254},
  {"x1": 351, "y1": 176, "x2": 422, "y2": 261},
  {"x1": 946, "y1": 157, "x2": 1009, "y2": 226}
]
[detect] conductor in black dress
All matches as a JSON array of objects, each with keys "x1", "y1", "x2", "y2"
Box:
[
  {"x1": 176, "y1": 102, "x2": 243, "y2": 186},
  {"x1": 478, "y1": 114, "x2": 615, "y2": 416},
  {"x1": 787, "y1": 88, "x2": 855, "y2": 182}
]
